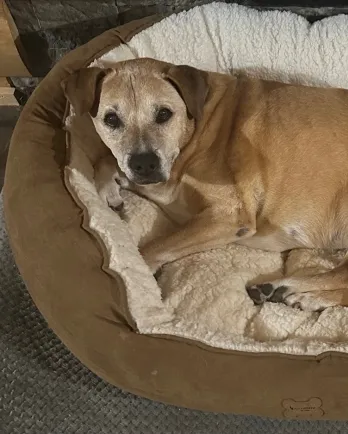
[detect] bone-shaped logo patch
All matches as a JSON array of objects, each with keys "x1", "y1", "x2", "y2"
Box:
[{"x1": 282, "y1": 397, "x2": 324, "y2": 419}]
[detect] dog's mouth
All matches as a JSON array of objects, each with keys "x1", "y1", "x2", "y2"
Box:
[{"x1": 131, "y1": 172, "x2": 167, "y2": 185}]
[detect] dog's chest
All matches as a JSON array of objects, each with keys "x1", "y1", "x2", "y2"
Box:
[
  {"x1": 159, "y1": 186, "x2": 196, "y2": 224},
  {"x1": 138, "y1": 182, "x2": 194, "y2": 224},
  {"x1": 162, "y1": 201, "x2": 193, "y2": 224}
]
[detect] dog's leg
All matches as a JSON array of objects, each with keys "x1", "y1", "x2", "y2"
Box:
[
  {"x1": 94, "y1": 154, "x2": 124, "y2": 210},
  {"x1": 247, "y1": 260, "x2": 348, "y2": 311},
  {"x1": 140, "y1": 208, "x2": 255, "y2": 273}
]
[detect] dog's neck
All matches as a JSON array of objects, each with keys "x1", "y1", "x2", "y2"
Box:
[{"x1": 170, "y1": 74, "x2": 240, "y2": 184}]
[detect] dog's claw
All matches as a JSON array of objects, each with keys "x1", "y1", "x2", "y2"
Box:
[
  {"x1": 154, "y1": 267, "x2": 163, "y2": 281},
  {"x1": 110, "y1": 202, "x2": 124, "y2": 212}
]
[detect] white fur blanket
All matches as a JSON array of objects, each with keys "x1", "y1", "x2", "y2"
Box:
[{"x1": 66, "y1": 3, "x2": 348, "y2": 356}]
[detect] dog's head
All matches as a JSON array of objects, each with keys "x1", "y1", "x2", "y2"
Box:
[{"x1": 62, "y1": 58, "x2": 209, "y2": 185}]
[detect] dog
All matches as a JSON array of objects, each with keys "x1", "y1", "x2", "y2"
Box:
[{"x1": 63, "y1": 57, "x2": 348, "y2": 312}]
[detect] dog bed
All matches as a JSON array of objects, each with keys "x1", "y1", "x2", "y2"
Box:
[{"x1": 5, "y1": 2, "x2": 348, "y2": 419}]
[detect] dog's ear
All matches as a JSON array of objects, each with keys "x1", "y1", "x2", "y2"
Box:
[
  {"x1": 61, "y1": 67, "x2": 110, "y2": 117},
  {"x1": 164, "y1": 65, "x2": 209, "y2": 121}
]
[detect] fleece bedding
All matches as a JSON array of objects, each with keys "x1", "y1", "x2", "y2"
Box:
[{"x1": 65, "y1": 2, "x2": 348, "y2": 356}]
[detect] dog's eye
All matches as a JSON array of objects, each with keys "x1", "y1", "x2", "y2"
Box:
[
  {"x1": 156, "y1": 108, "x2": 173, "y2": 124},
  {"x1": 104, "y1": 112, "x2": 122, "y2": 128}
]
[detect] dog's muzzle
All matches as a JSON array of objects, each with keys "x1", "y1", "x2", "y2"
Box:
[{"x1": 128, "y1": 152, "x2": 165, "y2": 185}]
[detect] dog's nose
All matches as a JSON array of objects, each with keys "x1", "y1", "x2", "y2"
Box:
[{"x1": 129, "y1": 152, "x2": 160, "y2": 177}]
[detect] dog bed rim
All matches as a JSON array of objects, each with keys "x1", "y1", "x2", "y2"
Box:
[{"x1": 4, "y1": 9, "x2": 348, "y2": 418}]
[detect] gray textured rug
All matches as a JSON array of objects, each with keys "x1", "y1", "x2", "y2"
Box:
[{"x1": 1, "y1": 196, "x2": 348, "y2": 433}]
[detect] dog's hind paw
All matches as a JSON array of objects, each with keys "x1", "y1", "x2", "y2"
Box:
[
  {"x1": 246, "y1": 283, "x2": 289, "y2": 305},
  {"x1": 284, "y1": 292, "x2": 338, "y2": 312}
]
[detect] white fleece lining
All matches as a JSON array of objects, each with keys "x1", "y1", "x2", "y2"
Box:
[{"x1": 66, "y1": 3, "x2": 348, "y2": 355}]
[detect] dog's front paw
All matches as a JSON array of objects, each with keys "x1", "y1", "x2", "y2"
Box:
[
  {"x1": 97, "y1": 180, "x2": 123, "y2": 211},
  {"x1": 139, "y1": 247, "x2": 165, "y2": 275},
  {"x1": 246, "y1": 283, "x2": 290, "y2": 305},
  {"x1": 142, "y1": 256, "x2": 163, "y2": 275}
]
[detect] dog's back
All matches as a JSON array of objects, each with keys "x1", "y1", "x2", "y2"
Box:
[{"x1": 178, "y1": 75, "x2": 348, "y2": 251}]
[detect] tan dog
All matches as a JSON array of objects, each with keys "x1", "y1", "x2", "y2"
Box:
[{"x1": 63, "y1": 58, "x2": 348, "y2": 312}]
